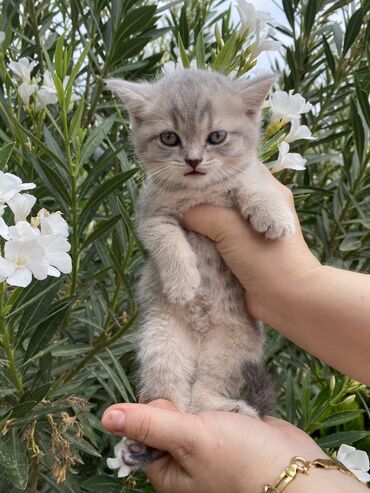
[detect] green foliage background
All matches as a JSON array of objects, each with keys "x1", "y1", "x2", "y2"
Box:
[{"x1": 0, "y1": 0, "x2": 369, "y2": 491}]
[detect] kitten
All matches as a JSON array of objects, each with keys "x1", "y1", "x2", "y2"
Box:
[{"x1": 106, "y1": 68, "x2": 295, "y2": 470}]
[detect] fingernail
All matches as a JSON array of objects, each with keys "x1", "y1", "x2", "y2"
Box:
[{"x1": 106, "y1": 410, "x2": 126, "y2": 428}]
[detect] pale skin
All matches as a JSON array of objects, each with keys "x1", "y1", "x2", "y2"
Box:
[{"x1": 102, "y1": 170, "x2": 369, "y2": 492}]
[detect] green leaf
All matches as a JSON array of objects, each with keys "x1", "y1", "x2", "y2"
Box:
[
  {"x1": 0, "y1": 142, "x2": 15, "y2": 170},
  {"x1": 80, "y1": 115, "x2": 116, "y2": 165},
  {"x1": 81, "y1": 476, "x2": 121, "y2": 492},
  {"x1": 304, "y1": 0, "x2": 318, "y2": 35},
  {"x1": 65, "y1": 42, "x2": 91, "y2": 108},
  {"x1": 179, "y1": 2, "x2": 189, "y2": 48},
  {"x1": 116, "y1": 5, "x2": 157, "y2": 41},
  {"x1": 212, "y1": 32, "x2": 237, "y2": 73},
  {"x1": 15, "y1": 121, "x2": 66, "y2": 169},
  {"x1": 318, "y1": 430, "x2": 369, "y2": 449},
  {"x1": 9, "y1": 401, "x2": 38, "y2": 418},
  {"x1": 177, "y1": 33, "x2": 190, "y2": 68},
  {"x1": 79, "y1": 169, "x2": 137, "y2": 232},
  {"x1": 320, "y1": 410, "x2": 365, "y2": 428},
  {"x1": 43, "y1": 125, "x2": 67, "y2": 167},
  {"x1": 0, "y1": 429, "x2": 29, "y2": 489},
  {"x1": 30, "y1": 155, "x2": 71, "y2": 211},
  {"x1": 24, "y1": 300, "x2": 70, "y2": 362},
  {"x1": 343, "y1": 8, "x2": 363, "y2": 56},
  {"x1": 286, "y1": 370, "x2": 296, "y2": 424},
  {"x1": 117, "y1": 196, "x2": 146, "y2": 257},
  {"x1": 195, "y1": 32, "x2": 206, "y2": 69},
  {"x1": 354, "y1": 74, "x2": 370, "y2": 127},
  {"x1": 322, "y1": 35, "x2": 336, "y2": 77},
  {"x1": 351, "y1": 98, "x2": 365, "y2": 161},
  {"x1": 81, "y1": 215, "x2": 121, "y2": 250},
  {"x1": 282, "y1": 0, "x2": 295, "y2": 29},
  {"x1": 54, "y1": 35, "x2": 66, "y2": 79}
]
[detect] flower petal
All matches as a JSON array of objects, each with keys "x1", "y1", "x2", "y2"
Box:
[
  {"x1": 352, "y1": 469, "x2": 370, "y2": 483},
  {"x1": 337, "y1": 444, "x2": 355, "y2": 463},
  {"x1": 7, "y1": 193, "x2": 37, "y2": 223},
  {"x1": 117, "y1": 464, "x2": 131, "y2": 478},
  {"x1": 0, "y1": 257, "x2": 16, "y2": 281},
  {"x1": 0, "y1": 217, "x2": 9, "y2": 240},
  {"x1": 27, "y1": 259, "x2": 49, "y2": 280},
  {"x1": 107, "y1": 457, "x2": 122, "y2": 470},
  {"x1": 47, "y1": 266, "x2": 61, "y2": 277},
  {"x1": 7, "y1": 267, "x2": 32, "y2": 287}
]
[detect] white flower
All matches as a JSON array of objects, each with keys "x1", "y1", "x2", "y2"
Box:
[
  {"x1": 236, "y1": 0, "x2": 274, "y2": 35},
  {"x1": 7, "y1": 193, "x2": 36, "y2": 223},
  {"x1": 0, "y1": 217, "x2": 9, "y2": 240},
  {"x1": 36, "y1": 71, "x2": 79, "y2": 110},
  {"x1": 285, "y1": 119, "x2": 315, "y2": 143},
  {"x1": 38, "y1": 209, "x2": 69, "y2": 238},
  {"x1": 0, "y1": 32, "x2": 5, "y2": 47},
  {"x1": 272, "y1": 141, "x2": 307, "y2": 172},
  {"x1": 337, "y1": 444, "x2": 370, "y2": 483},
  {"x1": 8, "y1": 57, "x2": 38, "y2": 105},
  {"x1": 269, "y1": 90, "x2": 313, "y2": 124},
  {"x1": 250, "y1": 37, "x2": 281, "y2": 59},
  {"x1": 0, "y1": 238, "x2": 49, "y2": 287},
  {"x1": 8, "y1": 58, "x2": 37, "y2": 83},
  {"x1": 0, "y1": 203, "x2": 9, "y2": 240},
  {"x1": 107, "y1": 442, "x2": 131, "y2": 478},
  {"x1": 0, "y1": 172, "x2": 36, "y2": 202},
  {"x1": 7, "y1": 221, "x2": 40, "y2": 241},
  {"x1": 38, "y1": 235, "x2": 72, "y2": 277},
  {"x1": 18, "y1": 81, "x2": 38, "y2": 105},
  {"x1": 35, "y1": 71, "x2": 58, "y2": 109}
]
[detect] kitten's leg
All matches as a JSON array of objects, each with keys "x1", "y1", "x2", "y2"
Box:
[
  {"x1": 118, "y1": 310, "x2": 195, "y2": 469},
  {"x1": 137, "y1": 216, "x2": 200, "y2": 304},
  {"x1": 190, "y1": 318, "x2": 270, "y2": 418},
  {"x1": 232, "y1": 164, "x2": 295, "y2": 239}
]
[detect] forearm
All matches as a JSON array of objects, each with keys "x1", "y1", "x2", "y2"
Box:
[{"x1": 262, "y1": 265, "x2": 370, "y2": 385}]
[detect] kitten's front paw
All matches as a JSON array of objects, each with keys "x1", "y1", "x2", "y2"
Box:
[
  {"x1": 162, "y1": 262, "x2": 201, "y2": 305},
  {"x1": 249, "y1": 207, "x2": 295, "y2": 240}
]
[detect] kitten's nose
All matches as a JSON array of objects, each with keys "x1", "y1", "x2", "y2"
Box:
[{"x1": 185, "y1": 158, "x2": 202, "y2": 169}]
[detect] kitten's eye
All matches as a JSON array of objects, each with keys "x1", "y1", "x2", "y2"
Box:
[
  {"x1": 207, "y1": 131, "x2": 227, "y2": 145},
  {"x1": 159, "y1": 131, "x2": 181, "y2": 146}
]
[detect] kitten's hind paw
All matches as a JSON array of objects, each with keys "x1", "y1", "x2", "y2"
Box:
[{"x1": 107, "y1": 437, "x2": 165, "y2": 476}]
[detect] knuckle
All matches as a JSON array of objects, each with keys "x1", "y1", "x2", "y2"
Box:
[{"x1": 134, "y1": 413, "x2": 152, "y2": 443}]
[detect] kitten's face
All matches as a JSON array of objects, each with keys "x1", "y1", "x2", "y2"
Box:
[{"x1": 107, "y1": 70, "x2": 275, "y2": 190}]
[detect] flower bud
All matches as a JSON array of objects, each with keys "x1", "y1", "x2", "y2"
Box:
[
  {"x1": 343, "y1": 395, "x2": 356, "y2": 405},
  {"x1": 329, "y1": 375, "x2": 336, "y2": 394}
]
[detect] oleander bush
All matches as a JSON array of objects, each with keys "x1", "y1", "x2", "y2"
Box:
[{"x1": 0, "y1": 0, "x2": 369, "y2": 491}]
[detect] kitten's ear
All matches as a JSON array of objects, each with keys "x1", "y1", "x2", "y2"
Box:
[
  {"x1": 105, "y1": 78, "x2": 151, "y2": 124},
  {"x1": 236, "y1": 74, "x2": 277, "y2": 121}
]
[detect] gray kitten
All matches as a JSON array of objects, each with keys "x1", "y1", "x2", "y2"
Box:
[{"x1": 106, "y1": 68, "x2": 294, "y2": 470}]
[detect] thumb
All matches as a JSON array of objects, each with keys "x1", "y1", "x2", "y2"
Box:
[{"x1": 102, "y1": 403, "x2": 198, "y2": 456}]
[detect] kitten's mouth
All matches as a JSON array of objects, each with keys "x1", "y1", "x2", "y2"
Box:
[{"x1": 184, "y1": 170, "x2": 206, "y2": 176}]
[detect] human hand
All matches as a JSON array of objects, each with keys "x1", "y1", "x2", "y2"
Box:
[
  {"x1": 183, "y1": 170, "x2": 321, "y2": 321},
  {"x1": 102, "y1": 400, "x2": 332, "y2": 493}
]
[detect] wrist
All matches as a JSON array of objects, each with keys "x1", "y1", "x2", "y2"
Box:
[{"x1": 248, "y1": 261, "x2": 324, "y2": 324}]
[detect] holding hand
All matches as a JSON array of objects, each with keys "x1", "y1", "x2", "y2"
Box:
[{"x1": 102, "y1": 400, "x2": 363, "y2": 493}]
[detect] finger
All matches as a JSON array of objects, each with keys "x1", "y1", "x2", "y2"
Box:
[
  {"x1": 102, "y1": 403, "x2": 198, "y2": 456},
  {"x1": 146, "y1": 399, "x2": 179, "y2": 412},
  {"x1": 183, "y1": 205, "x2": 250, "y2": 243}
]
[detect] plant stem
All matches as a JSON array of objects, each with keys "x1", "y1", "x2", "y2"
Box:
[
  {"x1": 61, "y1": 103, "x2": 80, "y2": 296},
  {"x1": 62, "y1": 311, "x2": 137, "y2": 383},
  {"x1": 0, "y1": 283, "x2": 24, "y2": 397}
]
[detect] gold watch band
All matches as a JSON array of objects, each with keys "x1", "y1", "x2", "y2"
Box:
[{"x1": 264, "y1": 456, "x2": 364, "y2": 493}]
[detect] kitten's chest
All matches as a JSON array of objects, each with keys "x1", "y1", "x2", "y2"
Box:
[{"x1": 143, "y1": 187, "x2": 234, "y2": 218}]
